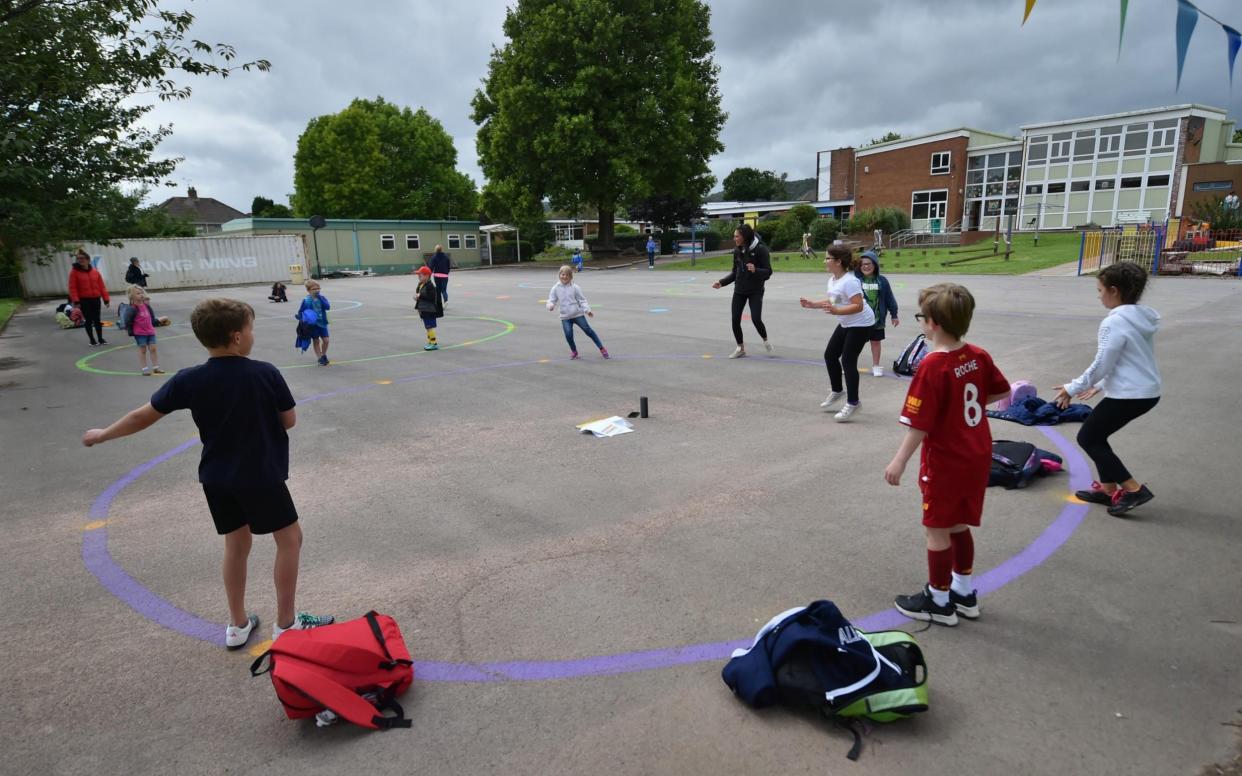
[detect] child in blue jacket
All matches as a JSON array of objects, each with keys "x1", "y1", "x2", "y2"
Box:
[
  {"x1": 855, "y1": 250, "x2": 899, "y2": 377},
  {"x1": 296, "y1": 280, "x2": 331, "y2": 366}
]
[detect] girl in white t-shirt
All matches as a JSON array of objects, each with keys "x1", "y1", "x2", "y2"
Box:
[{"x1": 799, "y1": 245, "x2": 876, "y2": 421}]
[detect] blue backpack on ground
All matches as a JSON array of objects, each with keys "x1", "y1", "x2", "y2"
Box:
[
  {"x1": 722, "y1": 600, "x2": 929, "y2": 760},
  {"x1": 892, "y1": 333, "x2": 928, "y2": 376}
]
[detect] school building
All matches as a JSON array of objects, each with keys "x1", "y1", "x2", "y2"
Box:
[
  {"x1": 221, "y1": 218, "x2": 484, "y2": 274},
  {"x1": 815, "y1": 104, "x2": 1242, "y2": 236}
]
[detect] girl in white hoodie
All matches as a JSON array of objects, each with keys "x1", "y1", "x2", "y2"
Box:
[
  {"x1": 1054, "y1": 262, "x2": 1160, "y2": 516},
  {"x1": 547, "y1": 265, "x2": 609, "y2": 360}
]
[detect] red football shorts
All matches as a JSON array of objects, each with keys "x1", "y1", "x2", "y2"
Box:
[{"x1": 919, "y1": 463, "x2": 986, "y2": 528}]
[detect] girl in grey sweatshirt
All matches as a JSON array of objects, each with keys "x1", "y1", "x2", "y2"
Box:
[{"x1": 547, "y1": 265, "x2": 609, "y2": 360}]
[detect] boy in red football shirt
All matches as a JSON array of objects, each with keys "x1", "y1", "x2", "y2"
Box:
[{"x1": 884, "y1": 283, "x2": 1011, "y2": 626}]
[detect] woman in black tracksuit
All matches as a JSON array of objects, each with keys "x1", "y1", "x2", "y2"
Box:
[{"x1": 712, "y1": 224, "x2": 772, "y2": 358}]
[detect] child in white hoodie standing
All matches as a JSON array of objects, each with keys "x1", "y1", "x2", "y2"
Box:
[
  {"x1": 1054, "y1": 262, "x2": 1161, "y2": 517},
  {"x1": 547, "y1": 265, "x2": 609, "y2": 360}
]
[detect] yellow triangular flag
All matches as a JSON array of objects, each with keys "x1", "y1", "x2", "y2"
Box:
[{"x1": 1023, "y1": 0, "x2": 1037, "y2": 24}]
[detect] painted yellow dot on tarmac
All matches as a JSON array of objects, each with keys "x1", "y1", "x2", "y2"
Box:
[
  {"x1": 702, "y1": 354, "x2": 713, "y2": 359},
  {"x1": 375, "y1": 379, "x2": 393, "y2": 385},
  {"x1": 1066, "y1": 494, "x2": 1087, "y2": 504},
  {"x1": 84, "y1": 520, "x2": 108, "y2": 531},
  {"x1": 538, "y1": 358, "x2": 551, "y2": 363},
  {"x1": 249, "y1": 639, "x2": 273, "y2": 657},
  {"x1": 496, "y1": 295, "x2": 511, "y2": 300}
]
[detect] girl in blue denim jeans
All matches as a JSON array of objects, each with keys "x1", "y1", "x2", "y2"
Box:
[{"x1": 546, "y1": 265, "x2": 609, "y2": 360}]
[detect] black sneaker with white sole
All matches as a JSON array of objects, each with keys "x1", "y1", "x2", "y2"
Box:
[
  {"x1": 950, "y1": 588, "x2": 980, "y2": 619},
  {"x1": 1107, "y1": 484, "x2": 1154, "y2": 516},
  {"x1": 894, "y1": 584, "x2": 959, "y2": 626}
]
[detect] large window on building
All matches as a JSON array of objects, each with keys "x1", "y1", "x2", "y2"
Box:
[
  {"x1": 447, "y1": 234, "x2": 461, "y2": 250},
  {"x1": 965, "y1": 150, "x2": 1021, "y2": 229},
  {"x1": 405, "y1": 234, "x2": 420, "y2": 250},
  {"x1": 1151, "y1": 119, "x2": 1177, "y2": 152},
  {"x1": 930, "y1": 151, "x2": 951, "y2": 175},
  {"x1": 464, "y1": 233, "x2": 478, "y2": 249},
  {"x1": 911, "y1": 190, "x2": 948, "y2": 220},
  {"x1": 380, "y1": 234, "x2": 395, "y2": 251},
  {"x1": 1097, "y1": 126, "x2": 1123, "y2": 159}
]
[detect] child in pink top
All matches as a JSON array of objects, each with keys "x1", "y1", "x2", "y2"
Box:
[{"x1": 122, "y1": 285, "x2": 167, "y2": 376}]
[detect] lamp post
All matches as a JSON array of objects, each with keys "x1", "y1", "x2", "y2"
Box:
[{"x1": 308, "y1": 214, "x2": 326, "y2": 279}]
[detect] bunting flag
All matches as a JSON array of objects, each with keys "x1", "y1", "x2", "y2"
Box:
[
  {"x1": 1118, "y1": 0, "x2": 1130, "y2": 58},
  {"x1": 1226, "y1": 24, "x2": 1241, "y2": 86},
  {"x1": 1022, "y1": 0, "x2": 1036, "y2": 25},
  {"x1": 1176, "y1": 0, "x2": 1200, "y2": 89},
  {"x1": 1174, "y1": 0, "x2": 1242, "y2": 89}
]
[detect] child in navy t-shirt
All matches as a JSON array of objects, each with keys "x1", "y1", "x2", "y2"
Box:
[{"x1": 83, "y1": 298, "x2": 333, "y2": 649}]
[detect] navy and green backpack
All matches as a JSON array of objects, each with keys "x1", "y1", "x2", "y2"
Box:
[{"x1": 723, "y1": 601, "x2": 928, "y2": 760}]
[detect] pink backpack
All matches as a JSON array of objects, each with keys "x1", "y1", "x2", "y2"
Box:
[{"x1": 993, "y1": 380, "x2": 1036, "y2": 411}]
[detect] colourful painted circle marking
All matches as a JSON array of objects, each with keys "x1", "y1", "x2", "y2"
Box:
[
  {"x1": 76, "y1": 316, "x2": 515, "y2": 376},
  {"x1": 83, "y1": 355, "x2": 1090, "y2": 680},
  {"x1": 649, "y1": 308, "x2": 670, "y2": 313}
]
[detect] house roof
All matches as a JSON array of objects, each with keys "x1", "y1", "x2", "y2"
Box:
[{"x1": 157, "y1": 193, "x2": 246, "y2": 225}]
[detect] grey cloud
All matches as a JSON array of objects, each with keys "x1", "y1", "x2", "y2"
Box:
[{"x1": 136, "y1": 0, "x2": 1241, "y2": 210}]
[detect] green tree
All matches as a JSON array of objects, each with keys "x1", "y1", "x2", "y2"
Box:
[
  {"x1": 250, "y1": 196, "x2": 292, "y2": 218},
  {"x1": 626, "y1": 194, "x2": 705, "y2": 234},
  {"x1": 472, "y1": 0, "x2": 725, "y2": 251},
  {"x1": 292, "y1": 97, "x2": 477, "y2": 220},
  {"x1": 722, "y1": 167, "x2": 786, "y2": 201},
  {"x1": 866, "y1": 131, "x2": 902, "y2": 146},
  {"x1": 0, "y1": 0, "x2": 269, "y2": 269},
  {"x1": 1233, "y1": 128, "x2": 1242, "y2": 143},
  {"x1": 785, "y1": 203, "x2": 819, "y2": 232}
]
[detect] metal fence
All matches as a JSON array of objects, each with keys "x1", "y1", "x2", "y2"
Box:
[
  {"x1": 1077, "y1": 226, "x2": 1166, "y2": 275},
  {"x1": 1156, "y1": 226, "x2": 1242, "y2": 276}
]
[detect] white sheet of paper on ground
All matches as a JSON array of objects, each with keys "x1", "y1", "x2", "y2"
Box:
[{"x1": 576, "y1": 416, "x2": 634, "y2": 438}]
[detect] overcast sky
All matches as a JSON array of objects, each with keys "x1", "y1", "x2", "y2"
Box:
[{"x1": 141, "y1": 0, "x2": 1242, "y2": 211}]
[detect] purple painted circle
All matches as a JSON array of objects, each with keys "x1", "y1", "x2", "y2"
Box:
[{"x1": 82, "y1": 355, "x2": 1092, "y2": 681}]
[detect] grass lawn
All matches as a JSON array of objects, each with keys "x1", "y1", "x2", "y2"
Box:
[
  {"x1": 659, "y1": 232, "x2": 1084, "y2": 275},
  {"x1": 0, "y1": 298, "x2": 20, "y2": 333}
]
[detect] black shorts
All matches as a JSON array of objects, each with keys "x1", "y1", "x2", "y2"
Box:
[
  {"x1": 868, "y1": 325, "x2": 886, "y2": 342},
  {"x1": 202, "y1": 482, "x2": 300, "y2": 535}
]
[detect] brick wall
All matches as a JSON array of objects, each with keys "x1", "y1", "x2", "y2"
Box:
[
  {"x1": 829, "y1": 147, "x2": 855, "y2": 200},
  {"x1": 1180, "y1": 161, "x2": 1242, "y2": 217},
  {"x1": 855, "y1": 137, "x2": 969, "y2": 224}
]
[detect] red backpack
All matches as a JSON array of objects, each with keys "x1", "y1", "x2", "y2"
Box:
[{"x1": 250, "y1": 611, "x2": 414, "y2": 730}]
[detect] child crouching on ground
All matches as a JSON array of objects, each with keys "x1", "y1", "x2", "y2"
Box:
[
  {"x1": 547, "y1": 265, "x2": 608, "y2": 359},
  {"x1": 884, "y1": 283, "x2": 1010, "y2": 626},
  {"x1": 414, "y1": 266, "x2": 443, "y2": 350},
  {"x1": 83, "y1": 298, "x2": 333, "y2": 647}
]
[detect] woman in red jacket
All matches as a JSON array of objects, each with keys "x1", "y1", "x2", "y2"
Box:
[{"x1": 67, "y1": 248, "x2": 110, "y2": 346}]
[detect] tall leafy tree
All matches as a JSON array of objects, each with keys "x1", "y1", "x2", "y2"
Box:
[
  {"x1": 0, "y1": 0, "x2": 269, "y2": 268},
  {"x1": 471, "y1": 0, "x2": 725, "y2": 251},
  {"x1": 722, "y1": 167, "x2": 786, "y2": 201},
  {"x1": 627, "y1": 194, "x2": 704, "y2": 235},
  {"x1": 292, "y1": 98, "x2": 477, "y2": 220}
]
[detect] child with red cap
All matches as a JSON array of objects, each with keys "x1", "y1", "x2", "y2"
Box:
[{"x1": 414, "y1": 266, "x2": 443, "y2": 350}]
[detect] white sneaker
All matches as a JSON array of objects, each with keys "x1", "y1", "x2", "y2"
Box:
[
  {"x1": 872, "y1": 365, "x2": 884, "y2": 377},
  {"x1": 272, "y1": 611, "x2": 335, "y2": 640},
  {"x1": 835, "y1": 402, "x2": 860, "y2": 422},
  {"x1": 728, "y1": 346, "x2": 746, "y2": 359},
  {"x1": 225, "y1": 614, "x2": 259, "y2": 650},
  {"x1": 820, "y1": 391, "x2": 845, "y2": 409},
  {"x1": 764, "y1": 340, "x2": 773, "y2": 353}
]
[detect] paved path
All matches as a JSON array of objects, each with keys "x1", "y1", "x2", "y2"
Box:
[{"x1": 2, "y1": 268, "x2": 1239, "y2": 775}]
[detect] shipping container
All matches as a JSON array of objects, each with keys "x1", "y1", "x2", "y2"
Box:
[{"x1": 19, "y1": 235, "x2": 306, "y2": 298}]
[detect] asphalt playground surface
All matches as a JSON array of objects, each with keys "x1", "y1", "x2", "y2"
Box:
[{"x1": 2, "y1": 264, "x2": 1240, "y2": 775}]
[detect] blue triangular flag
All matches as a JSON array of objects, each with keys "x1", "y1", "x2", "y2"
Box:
[
  {"x1": 1176, "y1": 0, "x2": 1200, "y2": 90},
  {"x1": 1225, "y1": 25, "x2": 1241, "y2": 87}
]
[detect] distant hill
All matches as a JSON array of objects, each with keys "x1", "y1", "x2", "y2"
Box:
[{"x1": 706, "y1": 177, "x2": 816, "y2": 203}]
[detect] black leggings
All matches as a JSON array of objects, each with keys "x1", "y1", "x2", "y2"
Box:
[
  {"x1": 79, "y1": 297, "x2": 104, "y2": 343},
  {"x1": 824, "y1": 325, "x2": 870, "y2": 404},
  {"x1": 730, "y1": 291, "x2": 767, "y2": 345},
  {"x1": 1076, "y1": 396, "x2": 1159, "y2": 484}
]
